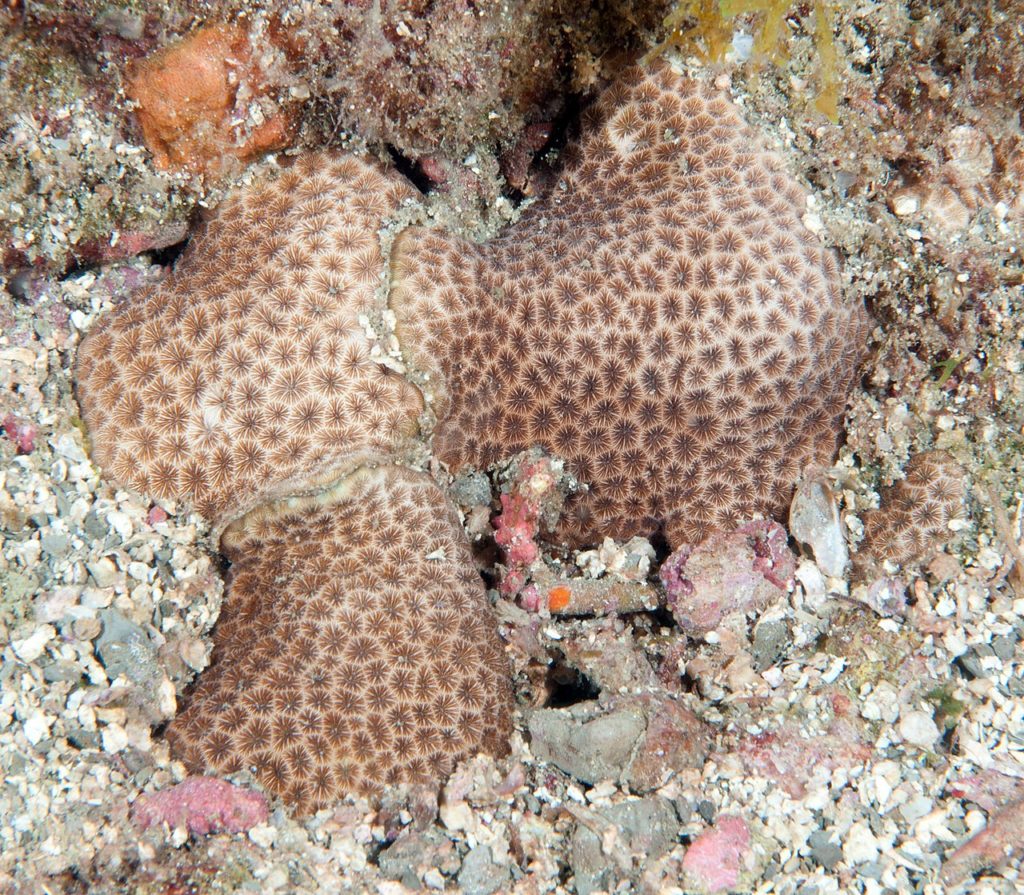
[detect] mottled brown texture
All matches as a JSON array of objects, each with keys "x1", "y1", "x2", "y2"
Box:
[
  {"x1": 167, "y1": 465, "x2": 512, "y2": 814},
  {"x1": 391, "y1": 64, "x2": 869, "y2": 546},
  {"x1": 861, "y1": 449, "x2": 967, "y2": 566},
  {"x1": 75, "y1": 153, "x2": 423, "y2": 530}
]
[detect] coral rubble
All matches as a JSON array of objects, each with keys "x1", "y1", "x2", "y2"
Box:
[{"x1": 127, "y1": 23, "x2": 295, "y2": 174}]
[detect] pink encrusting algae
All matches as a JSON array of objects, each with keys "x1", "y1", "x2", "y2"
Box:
[{"x1": 130, "y1": 777, "x2": 268, "y2": 836}]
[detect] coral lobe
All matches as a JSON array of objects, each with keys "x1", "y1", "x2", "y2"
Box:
[
  {"x1": 168, "y1": 466, "x2": 512, "y2": 812},
  {"x1": 392, "y1": 64, "x2": 869, "y2": 546}
]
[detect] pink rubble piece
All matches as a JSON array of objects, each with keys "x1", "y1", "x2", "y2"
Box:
[
  {"x1": 941, "y1": 798, "x2": 1024, "y2": 884},
  {"x1": 735, "y1": 715, "x2": 871, "y2": 799},
  {"x1": 2, "y1": 413, "x2": 37, "y2": 454},
  {"x1": 948, "y1": 769, "x2": 1024, "y2": 813},
  {"x1": 492, "y1": 453, "x2": 561, "y2": 597},
  {"x1": 682, "y1": 814, "x2": 751, "y2": 893},
  {"x1": 494, "y1": 491, "x2": 540, "y2": 567},
  {"x1": 660, "y1": 520, "x2": 796, "y2": 635},
  {"x1": 131, "y1": 776, "x2": 268, "y2": 836}
]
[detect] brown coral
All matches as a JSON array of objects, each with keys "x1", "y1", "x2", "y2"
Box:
[
  {"x1": 75, "y1": 62, "x2": 870, "y2": 813},
  {"x1": 391, "y1": 63, "x2": 869, "y2": 546},
  {"x1": 861, "y1": 450, "x2": 967, "y2": 566},
  {"x1": 76, "y1": 153, "x2": 423, "y2": 529},
  {"x1": 167, "y1": 465, "x2": 512, "y2": 813}
]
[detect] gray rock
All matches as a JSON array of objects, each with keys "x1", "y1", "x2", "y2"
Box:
[
  {"x1": 992, "y1": 634, "x2": 1017, "y2": 661},
  {"x1": 449, "y1": 470, "x2": 492, "y2": 508},
  {"x1": 378, "y1": 828, "x2": 454, "y2": 890},
  {"x1": 82, "y1": 510, "x2": 109, "y2": 541},
  {"x1": 958, "y1": 643, "x2": 996, "y2": 679},
  {"x1": 40, "y1": 532, "x2": 69, "y2": 558},
  {"x1": 95, "y1": 609, "x2": 160, "y2": 687},
  {"x1": 672, "y1": 797, "x2": 693, "y2": 825},
  {"x1": 42, "y1": 660, "x2": 83, "y2": 683},
  {"x1": 752, "y1": 617, "x2": 790, "y2": 670},
  {"x1": 860, "y1": 861, "x2": 884, "y2": 880},
  {"x1": 54, "y1": 488, "x2": 72, "y2": 518},
  {"x1": 789, "y1": 473, "x2": 848, "y2": 577},
  {"x1": 528, "y1": 703, "x2": 645, "y2": 786},
  {"x1": 571, "y1": 798, "x2": 679, "y2": 895},
  {"x1": 378, "y1": 832, "x2": 431, "y2": 890},
  {"x1": 66, "y1": 728, "x2": 101, "y2": 751},
  {"x1": 457, "y1": 844, "x2": 510, "y2": 895},
  {"x1": 529, "y1": 696, "x2": 709, "y2": 792},
  {"x1": 808, "y1": 830, "x2": 843, "y2": 871}
]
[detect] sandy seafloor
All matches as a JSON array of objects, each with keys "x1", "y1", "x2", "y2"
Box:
[{"x1": 1, "y1": 1, "x2": 1023, "y2": 893}]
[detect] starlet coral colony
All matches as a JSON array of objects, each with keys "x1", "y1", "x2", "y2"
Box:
[{"x1": 74, "y1": 63, "x2": 868, "y2": 812}]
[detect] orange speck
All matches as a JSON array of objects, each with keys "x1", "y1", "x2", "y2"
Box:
[{"x1": 547, "y1": 585, "x2": 571, "y2": 612}]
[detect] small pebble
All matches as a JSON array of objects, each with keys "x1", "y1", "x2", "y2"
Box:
[
  {"x1": 102, "y1": 723, "x2": 129, "y2": 753},
  {"x1": 898, "y1": 710, "x2": 940, "y2": 749},
  {"x1": 11, "y1": 624, "x2": 56, "y2": 663},
  {"x1": 23, "y1": 711, "x2": 52, "y2": 746}
]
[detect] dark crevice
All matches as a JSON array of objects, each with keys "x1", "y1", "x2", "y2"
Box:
[
  {"x1": 5, "y1": 268, "x2": 36, "y2": 302},
  {"x1": 649, "y1": 530, "x2": 672, "y2": 565},
  {"x1": 503, "y1": 91, "x2": 588, "y2": 208},
  {"x1": 150, "y1": 238, "x2": 189, "y2": 268},
  {"x1": 506, "y1": 185, "x2": 529, "y2": 206},
  {"x1": 387, "y1": 145, "x2": 434, "y2": 194},
  {"x1": 545, "y1": 655, "x2": 600, "y2": 708},
  {"x1": 60, "y1": 259, "x2": 94, "y2": 283},
  {"x1": 538, "y1": 92, "x2": 586, "y2": 164},
  {"x1": 645, "y1": 604, "x2": 677, "y2": 631}
]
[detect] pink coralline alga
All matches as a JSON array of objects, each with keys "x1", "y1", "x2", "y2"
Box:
[
  {"x1": 494, "y1": 491, "x2": 542, "y2": 567},
  {"x1": 493, "y1": 452, "x2": 565, "y2": 596},
  {"x1": 735, "y1": 716, "x2": 871, "y2": 799},
  {"x1": 948, "y1": 768, "x2": 1024, "y2": 813},
  {"x1": 131, "y1": 776, "x2": 268, "y2": 836},
  {"x1": 2, "y1": 413, "x2": 36, "y2": 454},
  {"x1": 659, "y1": 520, "x2": 795, "y2": 635},
  {"x1": 682, "y1": 814, "x2": 752, "y2": 893},
  {"x1": 941, "y1": 798, "x2": 1024, "y2": 885}
]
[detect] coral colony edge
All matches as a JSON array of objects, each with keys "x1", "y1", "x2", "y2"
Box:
[{"x1": 73, "y1": 63, "x2": 868, "y2": 813}]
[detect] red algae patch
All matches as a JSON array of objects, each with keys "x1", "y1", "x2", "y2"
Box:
[{"x1": 681, "y1": 814, "x2": 754, "y2": 893}]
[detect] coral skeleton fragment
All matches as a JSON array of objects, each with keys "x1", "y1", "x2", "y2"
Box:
[{"x1": 74, "y1": 63, "x2": 868, "y2": 811}]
